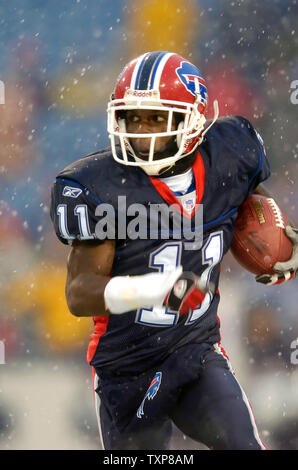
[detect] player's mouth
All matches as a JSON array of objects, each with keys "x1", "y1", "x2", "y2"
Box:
[
  {"x1": 134, "y1": 145, "x2": 169, "y2": 161},
  {"x1": 130, "y1": 137, "x2": 178, "y2": 162},
  {"x1": 133, "y1": 148, "x2": 151, "y2": 160},
  {"x1": 136, "y1": 150, "x2": 166, "y2": 162}
]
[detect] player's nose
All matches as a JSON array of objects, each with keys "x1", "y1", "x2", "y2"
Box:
[{"x1": 135, "y1": 119, "x2": 153, "y2": 133}]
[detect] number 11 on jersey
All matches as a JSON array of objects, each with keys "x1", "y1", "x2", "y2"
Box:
[{"x1": 136, "y1": 232, "x2": 223, "y2": 327}]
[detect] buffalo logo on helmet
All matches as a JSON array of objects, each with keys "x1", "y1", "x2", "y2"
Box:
[{"x1": 176, "y1": 61, "x2": 207, "y2": 105}]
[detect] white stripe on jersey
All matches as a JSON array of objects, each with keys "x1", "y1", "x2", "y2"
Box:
[
  {"x1": 93, "y1": 371, "x2": 105, "y2": 449},
  {"x1": 213, "y1": 343, "x2": 267, "y2": 450}
]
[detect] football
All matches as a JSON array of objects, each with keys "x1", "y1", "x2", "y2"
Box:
[{"x1": 230, "y1": 194, "x2": 293, "y2": 275}]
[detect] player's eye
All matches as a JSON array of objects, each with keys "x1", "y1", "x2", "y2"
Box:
[
  {"x1": 126, "y1": 113, "x2": 140, "y2": 123},
  {"x1": 152, "y1": 114, "x2": 166, "y2": 123}
]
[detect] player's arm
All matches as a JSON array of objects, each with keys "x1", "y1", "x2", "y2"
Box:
[
  {"x1": 51, "y1": 179, "x2": 202, "y2": 317},
  {"x1": 66, "y1": 239, "x2": 189, "y2": 317},
  {"x1": 50, "y1": 177, "x2": 117, "y2": 317},
  {"x1": 253, "y1": 184, "x2": 298, "y2": 285},
  {"x1": 228, "y1": 117, "x2": 297, "y2": 285},
  {"x1": 66, "y1": 239, "x2": 116, "y2": 317}
]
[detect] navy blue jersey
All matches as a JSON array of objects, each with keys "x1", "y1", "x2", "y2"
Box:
[{"x1": 50, "y1": 116, "x2": 270, "y2": 376}]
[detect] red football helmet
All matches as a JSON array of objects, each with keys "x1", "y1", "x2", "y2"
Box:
[{"x1": 107, "y1": 51, "x2": 218, "y2": 175}]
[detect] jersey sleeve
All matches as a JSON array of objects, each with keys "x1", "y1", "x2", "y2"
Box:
[
  {"x1": 50, "y1": 177, "x2": 115, "y2": 245},
  {"x1": 234, "y1": 116, "x2": 271, "y2": 195}
]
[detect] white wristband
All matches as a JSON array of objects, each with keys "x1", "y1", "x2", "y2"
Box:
[{"x1": 104, "y1": 267, "x2": 182, "y2": 314}]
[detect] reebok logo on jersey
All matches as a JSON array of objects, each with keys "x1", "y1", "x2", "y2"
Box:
[
  {"x1": 62, "y1": 186, "x2": 82, "y2": 198},
  {"x1": 137, "y1": 371, "x2": 162, "y2": 418}
]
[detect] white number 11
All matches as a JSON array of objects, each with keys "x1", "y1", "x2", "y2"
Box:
[{"x1": 136, "y1": 232, "x2": 223, "y2": 327}]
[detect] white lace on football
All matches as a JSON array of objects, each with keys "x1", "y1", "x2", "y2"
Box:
[{"x1": 267, "y1": 198, "x2": 285, "y2": 229}]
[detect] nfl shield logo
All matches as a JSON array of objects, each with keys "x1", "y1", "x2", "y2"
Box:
[{"x1": 183, "y1": 199, "x2": 195, "y2": 212}]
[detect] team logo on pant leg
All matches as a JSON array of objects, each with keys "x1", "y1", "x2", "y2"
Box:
[{"x1": 137, "y1": 372, "x2": 162, "y2": 419}]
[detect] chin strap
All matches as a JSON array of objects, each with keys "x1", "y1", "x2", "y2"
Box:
[
  {"x1": 134, "y1": 156, "x2": 174, "y2": 176},
  {"x1": 197, "y1": 100, "x2": 219, "y2": 145},
  {"x1": 140, "y1": 163, "x2": 175, "y2": 176},
  {"x1": 193, "y1": 79, "x2": 219, "y2": 145}
]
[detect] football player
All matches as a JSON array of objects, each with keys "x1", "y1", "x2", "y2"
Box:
[{"x1": 50, "y1": 51, "x2": 298, "y2": 450}]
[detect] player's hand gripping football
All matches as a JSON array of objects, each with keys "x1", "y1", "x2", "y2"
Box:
[
  {"x1": 165, "y1": 272, "x2": 215, "y2": 315},
  {"x1": 256, "y1": 225, "x2": 298, "y2": 285}
]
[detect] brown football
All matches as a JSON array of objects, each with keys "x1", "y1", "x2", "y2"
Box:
[{"x1": 230, "y1": 195, "x2": 293, "y2": 275}]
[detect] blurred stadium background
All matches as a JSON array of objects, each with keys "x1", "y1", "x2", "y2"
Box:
[{"x1": 0, "y1": 0, "x2": 298, "y2": 450}]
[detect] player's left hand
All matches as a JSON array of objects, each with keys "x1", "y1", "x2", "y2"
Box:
[
  {"x1": 256, "y1": 225, "x2": 298, "y2": 285},
  {"x1": 166, "y1": 271, "x2": 214, "y2": 315}
]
